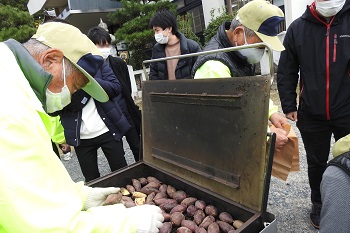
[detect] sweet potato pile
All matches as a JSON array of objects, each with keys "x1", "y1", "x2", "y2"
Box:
[{"x1": 103, "y1": 176, "x2": 245, "y2": 233}]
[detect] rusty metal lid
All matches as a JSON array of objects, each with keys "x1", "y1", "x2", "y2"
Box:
[{"x1": 142, "y1": 76, "x2": 271, "y2": 212}]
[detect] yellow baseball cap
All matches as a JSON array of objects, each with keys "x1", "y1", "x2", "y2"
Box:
[
  {"x1": 236, "y1": 0, "x2": 285, "y2": 51},
  {"x1": 332, "y1": 134, "x2": 350, "y2": 157},
  {"x1": 32, "y1": 22, "x2": 109, "y2": 102}
]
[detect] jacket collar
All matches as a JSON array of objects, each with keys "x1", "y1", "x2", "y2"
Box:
[
  {"x1": 219, "y1": 21, "x2": 251, "y2": 66},
  {"x1": 4, "y1": 39, "x2": 52, "y2": 107}
]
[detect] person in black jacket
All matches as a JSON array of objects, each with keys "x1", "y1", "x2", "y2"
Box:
[
  {"x1": 148, "y1": 9, "x2": 201, "y2": 80},
  {"x1": 59, "y1": 63, "x2": 131, "y2": 182},
  {"x1": 87, "y1": 26, "x2": 141, "y2": 162},
  {"x1": 277, "y1": 0, "x2": 350, "y2": 229}
]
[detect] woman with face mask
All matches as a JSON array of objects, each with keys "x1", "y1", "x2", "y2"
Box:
[
  {"x1": 148, "y1": 9, "x2": 201, "y2": 80},
  {"x1": 277, "y1": 0, "x2": 350, "y2": 229}
]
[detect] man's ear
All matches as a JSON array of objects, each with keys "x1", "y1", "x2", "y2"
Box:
[
  {"x1": 230, "y1": 26, "x2": 246, "y2": 46},
  {"x1": 232, "y1": 26, "x2": 244, "y2": 42},
  {"x1": 40, "y1": 49, "x2": 64, "y2": 70}
]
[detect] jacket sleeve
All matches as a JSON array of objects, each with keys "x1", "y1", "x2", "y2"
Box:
[
  {"x1": 277, "y1": 24, "x2": 299, "y2": 114},
  {"x1": 149, "y1": 47, "x2": 159, "y2": 80},
  {"x1": 95, "y1": 62, "x2": 122, "y2": 98}
]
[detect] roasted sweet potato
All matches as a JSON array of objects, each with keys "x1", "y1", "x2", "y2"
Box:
[
  {"x1": 132, "y1": 178, "x2": 142, "y2": 191},
  {"x1": 160, "y1": 202, "x2": 178, "y2": 212},
  {"x1": 173, "y1": 190, "x2": 187, "y2": 203},
  {"x1": 147, "y1": 176, "x2": 162, "y2": 183},
  {"x1": 121, "y1": 196, "x2": 133, "y2": 202},
  {"x1": 204, "y1": 205, "x2": 218, "y2": 217},
  {"x1": 122, "y1": 200, "x2": 136, "y2": 208},
  {"x1": 199, "y1": 216, "x2": 215, "y2": 229},
  {"x1": 181, "y1": 219, "x2": 198, "y2": 232},
  {"x1": 195, "y1": 227, "x2": 208, "y2": 233},
  {"x1": 219, "y1": 212, "x2": 233, "y2": 224},
  {"x1": 207, "y1": 222, "x2": 220, "y2": 233},
  {"x1": 232, "y1": 220, "x2": 244, "y2": 229},
  {"x1": 193, "y1": 209, "x2": 206, "y2": 225},
  {"x1": 159, "y1": 222, "x2": 172, "y2": 233},
  {"x1": 177, "y1": 226, "x2": 192, "y2": 233},
  {"x1": 126, "y1": 184, "x2": 135, "y2": 194},
  {"x1": 171, "y1": 212, "x2": 185, "y2": 226},
  {"x1": 162, "y1": 212, "x2": 171, "y2": 222},
  {"x1": 195, "y1": 200, "x2": 206, "y2": 210},
  {"x1": 170, "y1": 204, "x2": 187, "y2": 214},
  {"x1": 146, "y1": 192, "x2": 156, "y2": 204},
  {"x1": 186, "y1": 205, "x2": 198, "y2": 217},
  {"x1": 159, "y1": 184, "x2": 168, "y2": 193},
  {"x1": 154, "y1": 198, "x2": 177, "y2": 206},
  {"x1": 180, "y1": 197, "x2": 197, "y2": 207},
  {"x1": 102, "y1": 192, "x2": 122, "y2": 205},
  {"x1": 154, "y1": 192, "x2": 168, "y2": 200},
  {"x1": 140, "y1": 186, "x2": 160, "y2": 195},
  {"x1": 217, "y1": 220, "x2": 235, "y2": 232},
  {"x1": 166, "y1": 185, "x2": 177, "y2": 198},
  {"x1": 138, "y1": 177, "x2": 148, "y2": 186}
]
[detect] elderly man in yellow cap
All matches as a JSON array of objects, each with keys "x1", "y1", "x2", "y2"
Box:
[
  {"x1": 0, "y1": 22, "x2": 163, "y2": 232},
  {"x1": 192, "y1": 0, "x2": 288, "y2": 151}
]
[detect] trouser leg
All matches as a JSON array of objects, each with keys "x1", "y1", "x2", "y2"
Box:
[
  {"x1": 125, "y1": 127, "x2": 141, "y2": 162},
  {"x1": 99, "y1": 132, "x2": 127, "y2": 171},
  {"x1": 298, "y1": 128, "x2": 331, "y2": 204},
  {"x1": 75, "y1": 138, "x2": 100, "y2": 182},
  {"x1": 297, "y1": 114, "x2": 350, "y2": 204}
]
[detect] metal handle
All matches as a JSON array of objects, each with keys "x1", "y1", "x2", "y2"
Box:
[{"x1": 142, "y1": 42, "x2": 274, "y2": 81}]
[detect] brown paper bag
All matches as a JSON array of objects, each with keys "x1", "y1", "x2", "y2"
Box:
[{"x1": 270, "y1": 123, "x2": 300, "y2": 181}]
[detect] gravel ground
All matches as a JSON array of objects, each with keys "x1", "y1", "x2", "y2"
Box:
[{"x1": 62, "y1": 89, "x2": 333, "y2": 233}]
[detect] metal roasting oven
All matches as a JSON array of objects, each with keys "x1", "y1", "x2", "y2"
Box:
[{"x1": 88, "y1": 45, "x2": 278, "y2": 233}]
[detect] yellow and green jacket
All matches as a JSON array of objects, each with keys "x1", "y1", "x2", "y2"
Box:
[{"x1": 0, "y1": 39, "x2": 134, "y2": 232}]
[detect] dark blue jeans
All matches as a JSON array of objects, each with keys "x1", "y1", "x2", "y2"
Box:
[
  {"x1": 297, "y1": 114, "x2": 350, "y2": 204},
  {"x1": 75, "y1": 132, "x2": 127, "y2": 182}
]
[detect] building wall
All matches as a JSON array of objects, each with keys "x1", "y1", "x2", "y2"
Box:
[
  {"x1": 284, "y1": 0, "x2": 314, "y2": 27},
  {"x1": 202, "y1": 0, "x2": 225, "y2": 27},
  {"x1": 69, "y1": 0, "x2": 122, "y2": 11}
]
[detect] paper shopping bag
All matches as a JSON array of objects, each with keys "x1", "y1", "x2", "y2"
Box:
[{"x1": 270, "y1": 123, "x2": 299, "y2": 181}]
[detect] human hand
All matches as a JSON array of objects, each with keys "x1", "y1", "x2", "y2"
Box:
[
  {"x1": 126, "y1": 205, "x2": 164, "y2": 233},
  {"x1": 59, "y1": 143, "x2": 71, "y2": 153},
  {"x1": 83, "y1": 186, "x2": 121, "y2": 210},
  {"x1": 270, "y1": 127, "x2": 288, "y2": 152},
  {"x1": 285, "y1": 111, "x2": 297, "y2": 121},
  {"x1": 269, "y1": 112, "x2": 289, "y2": 129}
]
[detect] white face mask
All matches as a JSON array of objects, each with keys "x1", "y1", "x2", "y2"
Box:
[
  {"x1": 46, "y1": 59, "x2": 71, "y2": 113},
  {"x1": 237, "y1": 30, "x2": 265, "y2": 64},
  {"x1": 99, "y1": 47, "x2": 111, "y2": 60},
  {"x1": 315, "y1": 0, "x2": 346, "y2": 18},
  {"x1": 154, "y1": 29, "x2": 169, "y2": 44}
]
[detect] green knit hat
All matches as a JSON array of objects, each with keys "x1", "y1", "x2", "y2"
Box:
[{"x1": 332, "y1": 134, "x2": 350, "y2": 157}]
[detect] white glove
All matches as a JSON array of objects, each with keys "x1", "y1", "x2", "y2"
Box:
[
  {"x1": 126, "y1": 205, "x2": 164, "y2": 233},
  {"x1": 83, "y1": 186, "x2": 120, "y2": 210}
]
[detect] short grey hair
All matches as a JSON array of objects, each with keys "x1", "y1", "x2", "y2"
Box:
[
  {"x1": 230, "y1": 19, "x2": 256, "y2": 37},
  {"x1": 23, "y1": 39, "x2": 77, "y2": 78}
]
